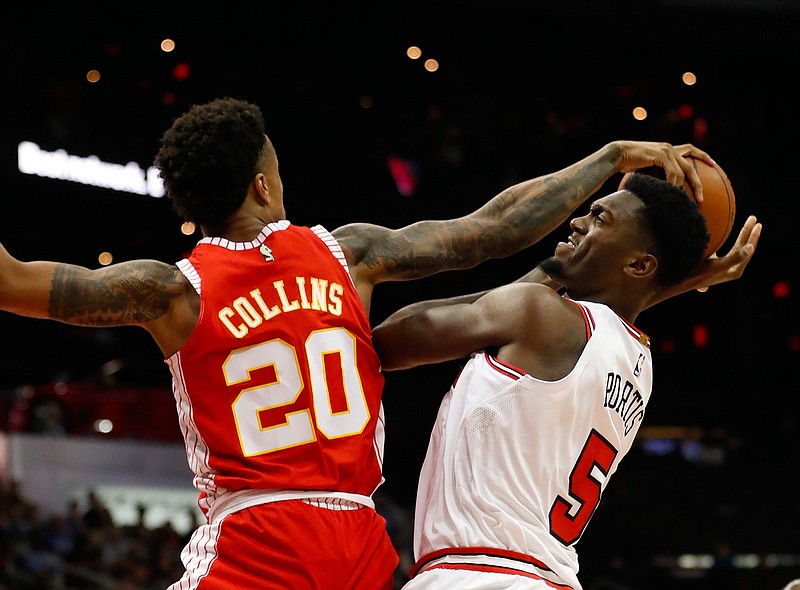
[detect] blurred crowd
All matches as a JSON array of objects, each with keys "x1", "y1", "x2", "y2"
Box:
[
  {"x1": 1, "y1": 482, "x2": 190, "y2": 590},
  {"x1": 0, "y1": 479, "x2": 414, "y2": 590}
]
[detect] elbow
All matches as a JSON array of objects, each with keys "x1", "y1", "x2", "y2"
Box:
[
  {"x1": 371, "y1": 326, "x2": 395, "y2": 368},
  {"x1": 372, "y1": 324, "x2": 417, "y2": 372}
]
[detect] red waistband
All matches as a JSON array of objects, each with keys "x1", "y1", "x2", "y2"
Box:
[{"x1": 410, "y1": 547, "x2": 574, "y2": 590}]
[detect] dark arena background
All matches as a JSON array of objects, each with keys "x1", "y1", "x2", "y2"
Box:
[{"x1": 1, "y1": 2, "x2": 798, "y2": 589}]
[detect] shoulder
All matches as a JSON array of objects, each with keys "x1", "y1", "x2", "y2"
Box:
[
  {"x1": 489, "y1": 284, "x2": 589, "y2": 379},
  {"x1": 331, "y1": 223, "x2": 388, "y2": 260},
  {"x1": 520, "y1": 284, "x2": 588, "y2": 331},
  {"x1": 480, "y1": 283, "x2": 583, "y2": 336},
  {"x1": 490, "y1": 282, "x2": 573, "y2": 313},
  {"x1": 331, "y1": 223, "x2": 395, "y2": 286}
]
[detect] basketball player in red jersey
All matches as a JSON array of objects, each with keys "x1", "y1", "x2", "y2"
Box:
[
  {"x1": 0, "y1": 97, "x2": 720, "y2": 589},
  {"x1": 372, "y1": 175, "x2": 761, "y2": 589}
]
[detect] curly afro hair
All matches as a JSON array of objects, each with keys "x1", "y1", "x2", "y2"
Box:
[
  {"x1": 154, "y1": 97, "x2": 267, "y2": 226},
  {"x1": 622, "y1": 172, "x2": 710, "y2": 286}
]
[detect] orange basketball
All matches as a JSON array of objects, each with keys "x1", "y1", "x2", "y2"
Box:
[{"x1": 619, "y1": 157, "x2": 736, "y2": 258}]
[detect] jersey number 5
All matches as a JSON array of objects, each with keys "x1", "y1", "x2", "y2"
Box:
[
  {"x1": 225, "y1": 328, "x2": 371, "y2": 456},
  {"x1": 549, "y1": 429, "x2": 618, "y2": 545}
]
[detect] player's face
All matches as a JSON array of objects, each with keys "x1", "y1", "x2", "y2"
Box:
[{"x1": 542, "y1": 191, "x2": 648, "y2": 299}]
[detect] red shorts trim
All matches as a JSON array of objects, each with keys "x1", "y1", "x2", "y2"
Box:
[
  {"x1": 410, "y1": 547, "x2": 573, "y2": 590},
  {"x1": 425, "y1": 562, "x2": 574, "y2": 589},
  {"x1": 411, "y1": 546, "x2": 552, "y2": 577}
]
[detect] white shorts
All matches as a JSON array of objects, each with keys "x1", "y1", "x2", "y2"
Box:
[{"x1": 403, "y1": 568, "x2": 573, "y2": 590}]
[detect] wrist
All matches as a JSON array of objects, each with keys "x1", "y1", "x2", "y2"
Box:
[{"x1": 603, "y1": 141, "x2": 625, "y2": 171}]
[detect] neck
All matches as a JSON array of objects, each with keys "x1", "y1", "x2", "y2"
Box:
[{"x1": 202, "y1": 212, "x2": 281, "y2": 242}]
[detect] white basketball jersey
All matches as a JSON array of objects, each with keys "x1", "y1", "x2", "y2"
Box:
[{"x1": 410, "y1": 299, "x2": 652, "y2": 590}]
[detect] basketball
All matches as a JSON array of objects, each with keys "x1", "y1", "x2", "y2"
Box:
[{"x1": 619, "y1": 157, "x2": 736, "y2": 258}]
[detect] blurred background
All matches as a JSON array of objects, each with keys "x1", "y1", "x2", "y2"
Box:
[{"x1": 0, "y1": 1, "x2": 798, "y2": 589}]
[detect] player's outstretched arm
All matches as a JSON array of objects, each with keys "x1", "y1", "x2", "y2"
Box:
[
  {"x1": 0, "y1": 243, "x2": 185, "y2": 328},
  {"x1": 373, "y1": 282, "x2": 568, "y2": 373},
  {"x1": 374, "y1": 267, "x2": 559, "y2": 326},
  {"x1": 335, "y1": 141, "x2": 714, "y2": 291}
]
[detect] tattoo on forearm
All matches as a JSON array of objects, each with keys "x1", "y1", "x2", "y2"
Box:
[
  {"x1": 373, "y1": 179, "x2": 585, "y2": 273},
  {"x1": 348, "y1": 153, "x2": 612, "y2": 279}
]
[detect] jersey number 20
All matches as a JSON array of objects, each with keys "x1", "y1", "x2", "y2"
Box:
[{"x1": 225, "y1": 328, "x2": 371, "y2": 456}]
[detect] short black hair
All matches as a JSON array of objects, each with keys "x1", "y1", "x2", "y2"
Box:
[
  {"x1": 154, "y1": 97, "x2": 266, "y2": 225},
  {"x1": 623, "y1": 172, "x2": 710, "y2": 286}
]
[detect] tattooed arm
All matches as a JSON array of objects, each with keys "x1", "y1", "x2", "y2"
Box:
[
  {"x1": 334, "y1": 140, "x2": 714, "y2": 312},
  {"x1": 0, "y1": 243, "x2": 197, "y2": 356}
]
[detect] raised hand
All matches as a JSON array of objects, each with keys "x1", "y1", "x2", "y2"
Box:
[
  {"x1": 614, "y1": 140, "x2": 715, "y2": 202},
  {"x1": 645, "y1": 214, "x2": 762, "y2": 307}
]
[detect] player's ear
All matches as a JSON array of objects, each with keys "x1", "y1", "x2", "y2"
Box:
[
  {"x1": 254, "y1": 173, "x2": 270, "y2": 203},
  {"x1": 624, "y1": 252, "x2": 658, "y2": 280}
]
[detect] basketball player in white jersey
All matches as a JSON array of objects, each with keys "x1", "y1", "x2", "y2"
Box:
[{"x1": 373, "y1": 173, "x2": 761, "y2": 590}]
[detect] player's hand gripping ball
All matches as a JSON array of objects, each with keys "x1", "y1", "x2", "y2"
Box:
[{"x1": 620, "y1": 157, "x2": 736, "y2": 258}]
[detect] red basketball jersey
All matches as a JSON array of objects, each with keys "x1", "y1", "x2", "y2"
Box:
[{"x1": 166, "y1": 221, "x2": 386, "y2": 515}]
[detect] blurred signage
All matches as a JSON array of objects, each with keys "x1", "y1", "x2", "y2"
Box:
[{"x1": 17, "y1": 141, "x2": 165, "y2": 198}]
